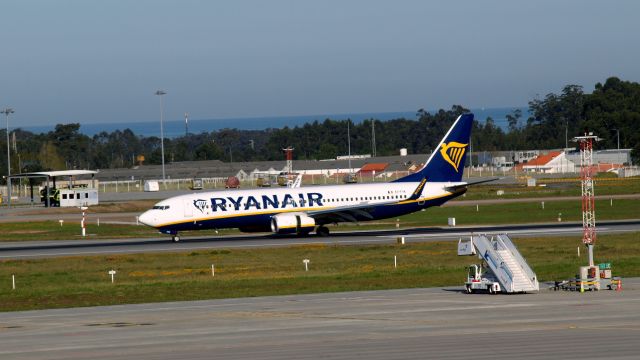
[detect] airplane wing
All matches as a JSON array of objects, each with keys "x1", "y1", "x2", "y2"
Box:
[
  {"x1": 444, "y1": 178, "x2": 499, "y2": 192},
  {"x1": 306, "y1": 179, "x2": 426, "y2": 224},
  {"x1": 307, "y1": 200, "x2": 398, "y2": 224}
]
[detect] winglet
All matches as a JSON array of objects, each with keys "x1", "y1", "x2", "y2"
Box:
[{"x1": 408, "y1": 178, "x2": 427, "y2": 200}]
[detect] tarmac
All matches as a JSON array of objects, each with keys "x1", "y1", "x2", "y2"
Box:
[
  {"x1": 1, "y1": 220, "x2": 638, "y2": 259},
  {"x1": 1, "y1": 279, "x2": 638, "y2": 359}
]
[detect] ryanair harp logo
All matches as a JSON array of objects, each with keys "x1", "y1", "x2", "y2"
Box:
[
  {"x1": 193, "y1": 199, "x2": 208, "y2": 213},
  {"x1": 440, "y1": 141, "x2": 468, "y2": 172}
]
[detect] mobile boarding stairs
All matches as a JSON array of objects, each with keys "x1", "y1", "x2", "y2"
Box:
[{"x1": 458, "y1": 234, "x2": 539, "y2": 294}]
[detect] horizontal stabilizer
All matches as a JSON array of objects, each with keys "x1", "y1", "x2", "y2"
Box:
[{"x1": 444, "y1": 178, "x2": 499, "y2": 192}]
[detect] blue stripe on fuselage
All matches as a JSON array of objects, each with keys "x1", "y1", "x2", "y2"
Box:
[{"x1": 157, "y1": 191, "x2": 463, "y2": 235}]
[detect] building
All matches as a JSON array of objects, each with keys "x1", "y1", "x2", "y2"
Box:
[
  {"x1": 521, "y1": 151, "x2": 577, "y2": 174},
  {"x1": 565, "y1": 149, "x2": 632, "y2": 166},
  {"x1": 94, "y1": 153, "x2": 427, "y2": 183}
]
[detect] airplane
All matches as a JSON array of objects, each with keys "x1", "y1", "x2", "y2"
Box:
[{"x1": 138, "y1": 113, "x2": 495, "y2": 242}]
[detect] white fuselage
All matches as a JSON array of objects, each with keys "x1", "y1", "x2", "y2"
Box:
[{"x1": 138, "y1": 181, "x2": 463, "y2": 234}]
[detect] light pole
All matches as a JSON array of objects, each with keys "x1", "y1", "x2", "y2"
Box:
[
  {"x1": 155, "y1": 90, "x2": 166, "y2": 182},
  {"x1": 347, "y1": 119, "x2": 352, "y2": 173},
  {"x1": 1, "y1": 108, "x2": 14, "y2": 178},
  {"x1": 614, "y1": 128, "x2": 621, "y2": 165}
]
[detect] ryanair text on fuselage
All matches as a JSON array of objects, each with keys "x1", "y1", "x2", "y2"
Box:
[{"x1": 197, "y1": 192, "x2": 324, "y2": 213}]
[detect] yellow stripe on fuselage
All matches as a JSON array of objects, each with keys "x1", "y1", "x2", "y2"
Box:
[
  {"x1": 154, "y1": 190, "x2": 462, "y2": 228},
  {"x1": 156, "y1": 206, "x2": 325, "y2": 228}
]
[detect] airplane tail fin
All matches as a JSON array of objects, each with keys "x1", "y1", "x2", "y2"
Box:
[{"x1": 393, "y1": 113, "x2": 473, "y2": 183}]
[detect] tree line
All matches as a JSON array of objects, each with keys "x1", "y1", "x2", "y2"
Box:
[{"x1": 1, "y1": 77, "x2": 638, "y2": 178}]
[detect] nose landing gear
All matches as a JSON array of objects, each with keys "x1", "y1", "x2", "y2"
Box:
[{"x1": 169, "y1": 232, "x2": 180, "y2": 242}]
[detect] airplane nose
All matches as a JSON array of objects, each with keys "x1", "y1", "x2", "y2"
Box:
[{"x1": 138, "y1": 211, "x2": 156, "y2": 227}]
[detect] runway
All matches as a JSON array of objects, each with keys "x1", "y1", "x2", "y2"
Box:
[
  {"x1": 1, "y1": 279, "x2": 638, "y2": 359},
  {"x1": 0, "y1": 220, "x2": 638, "y2": 259}
]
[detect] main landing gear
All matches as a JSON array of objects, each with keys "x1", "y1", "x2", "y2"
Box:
[
  {"x1": 316, "y1": 226, "x2": 330, "y2": 237},
  {"x1": 171, "y1": 234, "x2": 180, "y2": 242}
]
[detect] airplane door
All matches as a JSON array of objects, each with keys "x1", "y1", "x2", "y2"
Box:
[{"x1": 184, "y1": 199, "x2": 193, "y2": 217}]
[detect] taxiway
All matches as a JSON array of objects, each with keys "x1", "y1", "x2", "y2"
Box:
[
  {"x1": 0, "y1": 220, "x2": 638, "y2": 259},
  {"x1": 0, "y1": 279, "x2": 637, "y2": 359}
]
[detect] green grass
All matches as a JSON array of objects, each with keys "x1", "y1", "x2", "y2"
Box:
[
  {"x1": 332, "y1": 198, "x2": 639, "y2": 231},
  {"x1": 1, "y1": 232, "x2": 638, "y2": 311},
  {"x1": 1, "y1": 198, "x2": 638, "y2": 241},
  {"x1": 395, "y1": 198, "x2": 639, "y2": 226},
  {"x1": 460, "y1": 177, "x2": 640, "y2": 200}
]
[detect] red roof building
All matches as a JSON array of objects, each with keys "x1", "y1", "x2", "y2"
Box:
[
  {"x1": 522, "y1": 151, "x2": 576, "y2": 173},
  {"x1": 357, "y1": 163, "x2": 389, "y2": 174}
]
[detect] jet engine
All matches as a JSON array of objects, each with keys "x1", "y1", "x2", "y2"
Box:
[{"x1": 270, "y1": 212, "x2": 316, "y2": 235}]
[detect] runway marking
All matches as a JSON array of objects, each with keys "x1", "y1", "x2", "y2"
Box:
[
  {"x1": 3, "y1": 291, "x2": 639, "y2": 323},
  {"x1": 0, "y1": 238, "x2": 399, "y2": 259},
  {"x1": 377, "y1": 227, "x2": 607, "y2": 239},
  {"x1": 85, "y1": 322, "x2": 155, "y2": 327}
]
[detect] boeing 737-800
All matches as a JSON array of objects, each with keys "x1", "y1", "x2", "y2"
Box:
[{"x1": 139, "y1": 113, "x2": 492, "y2": 241}]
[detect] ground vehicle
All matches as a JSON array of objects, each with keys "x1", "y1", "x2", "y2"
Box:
[
  {"x1": 465, "y1": 264, "x2": 501, "y2": 294},
  {"x1": 190, "y1": 178, "x2": 203, "y2": 190}
]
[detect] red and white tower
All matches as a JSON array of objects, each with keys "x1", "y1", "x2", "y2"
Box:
[
  {"x1": 573, "y1": 133, "x2": 601, "y2": 267},
  {"x1": 282, "y1": 147, "x2": 294, "y2": 175}
]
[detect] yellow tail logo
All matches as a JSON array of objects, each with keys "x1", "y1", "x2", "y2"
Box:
[{"x1": 440, "y1": 142, "x2": 468, "y2": 172}]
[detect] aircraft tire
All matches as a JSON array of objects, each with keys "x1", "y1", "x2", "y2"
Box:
[
  {"x1": 172, "y1": 235, "x2": 180, "y2": 242},
  {"x1": 316, "y1": 226, "x2": 330, "y2": 237},
  {"x1": 298, "y1": 229, "x2": 312, "y2": 237}
]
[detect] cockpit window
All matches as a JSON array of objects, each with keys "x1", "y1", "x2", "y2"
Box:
[{"x1": 152, "y1": 205, "x2": 170, "y2": 210}]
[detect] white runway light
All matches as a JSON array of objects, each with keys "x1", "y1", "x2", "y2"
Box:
[{"x1": 108, "y1": 269, "x2": 117, "y2": 283}]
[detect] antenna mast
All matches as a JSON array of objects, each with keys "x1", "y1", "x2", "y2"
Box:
[
  {"x1": 573, "y1": 133, "x2": 601, "y2": 267},
  {"x1": 282, "y1": 147, "x2": 294, "y2": 175},
  {"x1": 371, "y1": 120, "x2": 376, "y2": 157}
]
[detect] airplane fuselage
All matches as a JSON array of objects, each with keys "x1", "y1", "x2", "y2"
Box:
[{"x1": 138, "y1": 181, "x2": 465, "y2": 235}]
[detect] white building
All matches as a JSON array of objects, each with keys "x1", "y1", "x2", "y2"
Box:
[{"x1": 522, "y1": 151, "x2": 577, "y2": 174}]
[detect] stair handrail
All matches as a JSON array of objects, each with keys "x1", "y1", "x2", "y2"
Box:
[
  {"x1": 496, "y1": 234, "x2": 538, "y2": 287},
  {"x1": 477, "y1": 235, "x2": 514, "y2": 291}
]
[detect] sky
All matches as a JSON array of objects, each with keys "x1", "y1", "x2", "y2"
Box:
[{"x1": 1, "y1": 0, "x2": 639, "y2": 127}]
